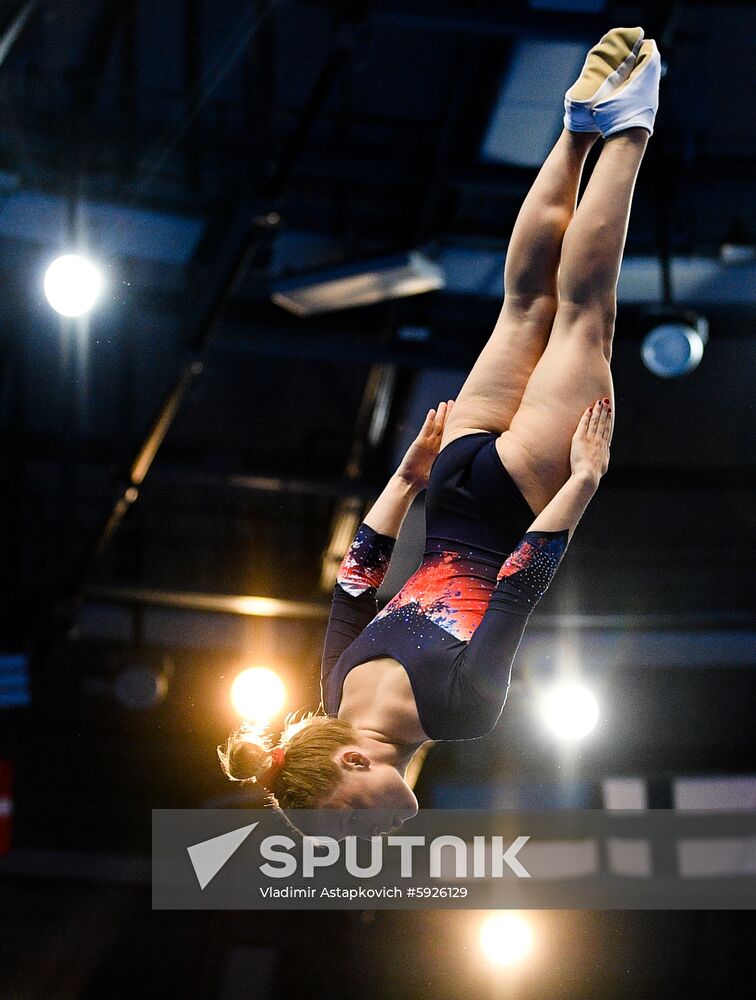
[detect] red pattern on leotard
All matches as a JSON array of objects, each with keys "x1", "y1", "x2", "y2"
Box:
[{"x1": 371, "y1": 549, "x2": 498, "y2": 642}]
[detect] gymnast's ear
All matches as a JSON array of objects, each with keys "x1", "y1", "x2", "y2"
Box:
[{"x1": 338, "y1": 749, "x2": 370, "y2": 769}]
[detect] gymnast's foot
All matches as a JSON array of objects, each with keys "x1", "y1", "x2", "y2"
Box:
[
  {"x1": 564, "y1": 26, "x2": 645, "y2": 133},
  {"x1": 591, "y1": 39, "x2": 662, "y2": 137}
]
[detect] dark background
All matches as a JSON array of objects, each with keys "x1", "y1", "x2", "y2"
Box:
[{"x1": 0, "y1": 0, "x2": 754, "y2": 997}]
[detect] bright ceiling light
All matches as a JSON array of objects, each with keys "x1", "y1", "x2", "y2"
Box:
[
  {"x1": 641, "y1": 314, "x2": 708, "y2": 378},
  {"x1": 480, "y1": 912, "x2": 534, "y2": 966},
  {"x1": 230, "y1": 667, "x2": 286, "y2": 723},
  {"x1": 538, "y1": 682, "x2": 599, "y2": 741},
  {"x1": 44, "y1": 254, "x2": 104, "y2": 317}
]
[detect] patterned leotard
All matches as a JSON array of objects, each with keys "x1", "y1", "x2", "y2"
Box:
[{"x1": 320, "y1": 433, "x2": 568, "y2": 740}]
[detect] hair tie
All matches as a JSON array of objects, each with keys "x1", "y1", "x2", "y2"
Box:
[{"x1": 259, "y1": 746, "x2": 286, "y2": 788}]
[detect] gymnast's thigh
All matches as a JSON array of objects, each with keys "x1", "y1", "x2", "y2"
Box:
[{"x1": 440, "y1": 297, "x2": 557, "y2": 450}]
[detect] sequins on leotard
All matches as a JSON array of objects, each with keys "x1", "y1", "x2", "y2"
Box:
[
  {"x1": 336, "y1": 523, "x2": 396, "y2": 597},
  {"x1": 371, "y1": 547, "x2": 500, "y2": 642},
  {"x1": 496, "y1": 531, "x2": 569, "y2": 604}
]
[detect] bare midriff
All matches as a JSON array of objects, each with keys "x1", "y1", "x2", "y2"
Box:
[{"x1": 338, "y1": 656, "x2": 431, "y2": 746}]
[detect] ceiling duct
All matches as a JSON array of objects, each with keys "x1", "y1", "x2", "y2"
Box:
[{"x1": 271, "y1": 251, "x2": 445, "y2": 316}]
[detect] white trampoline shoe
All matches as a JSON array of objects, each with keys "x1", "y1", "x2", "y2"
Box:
[
  {"x1": 563, "y1": 27, "x2": 645, "y2": 133},
  {"x1": 591, "y1": 39, "x2": 662, "y2": 137}
]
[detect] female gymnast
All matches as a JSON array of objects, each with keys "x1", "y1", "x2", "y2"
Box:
[{"x1": 218, "y1": 27, "x2": 661, "y2": 837}]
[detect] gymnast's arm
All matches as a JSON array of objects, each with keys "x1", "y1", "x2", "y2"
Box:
[
  {"x1": 527, "y1": 398, "x2": 610, "y2": 540},
  {"x1": 320, "y1": 403, "x2": 453, "y2": 682},
  {"x1": 490, "y1": 399, "x2": 611, "y2": 613},
  {"x1": 526, "y1": 468, "x2": 598, "y2": 541},
  {"x1": 319, "y1": 478, "x2": 412, "y2": 683}
]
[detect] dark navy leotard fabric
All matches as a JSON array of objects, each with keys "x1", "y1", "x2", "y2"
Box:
[{"x1": 320, "y1": 432, "x2": 569, "y2": 741}]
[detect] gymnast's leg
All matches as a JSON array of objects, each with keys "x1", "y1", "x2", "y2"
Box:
[
  {"x1": 439, "y1": 27, "x2": 647, "y2": 451},
  {"x1": 497, "y1": 125, "x2": 650, "y2": 514},
  {"x1": 439, "y1": 128, "x2": 598, "y2": 449},
  {"x1": 456, "y1": 398, "x2": 615, "y2": 731}
]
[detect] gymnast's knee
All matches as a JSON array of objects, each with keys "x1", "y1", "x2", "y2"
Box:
[{"x1": 552, "y1": 298, "x2": 616, "y2": 360}]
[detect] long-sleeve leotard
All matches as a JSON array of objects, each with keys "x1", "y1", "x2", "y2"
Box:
[{"x1": 320, "y1": 522, "x2": 567, "y2": 740}]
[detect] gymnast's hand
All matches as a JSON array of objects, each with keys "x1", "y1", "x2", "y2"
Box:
[
  {"x1": 569, "y1": 397, "x2": 613, "y2": 489},
  {"x1": 396, "y1": 400, "x2": 455, "y2": 491}
]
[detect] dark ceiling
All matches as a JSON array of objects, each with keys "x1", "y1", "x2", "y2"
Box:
[{"x1": 0, "y1": 0, "x2": 755, "y2": 997}]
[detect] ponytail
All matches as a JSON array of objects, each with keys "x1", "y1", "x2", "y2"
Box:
[{"x1": 217, "y1": 710, "x2": 359, "y2": 809}]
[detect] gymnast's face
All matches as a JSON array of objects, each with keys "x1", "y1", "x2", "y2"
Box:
[{"x1": 317, "y1": 747, "x2": 419, "y2": 839}]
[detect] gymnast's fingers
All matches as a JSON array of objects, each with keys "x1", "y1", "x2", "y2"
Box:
[
  {"x1": 589, "y1": 399, "x2": 603, "y2": 434},
  {"x1": 433, "y1": 402, "x2": 448, "y2": 435},
  {"x1": 598, "y1": 400, "x2": 611, "y2": 434},
  {"x1": 602, "y1": 403, "x2": 614, "y2": 441},
  {"x1": 423, "y1": 409, "x2": 443, "y2": 437}
]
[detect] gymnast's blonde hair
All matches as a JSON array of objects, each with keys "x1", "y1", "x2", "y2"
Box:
[{"x1": 217, "y1": 709, "x2": 359, "y2": 813}]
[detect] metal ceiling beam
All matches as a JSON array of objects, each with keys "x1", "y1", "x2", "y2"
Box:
[
  {"x1": 84, "y1": 585, "x2": 331, "y2": 620},
  {"x1": 148, "y1": 466, "x2": 379, "y2": 499},
  {"x1": 0, "y1": 0, "x2": 39, "y2": 68},
  {"x1": 80, "y1": 584, "x2": 756, "y2": 632}
]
